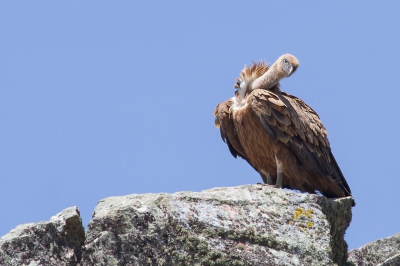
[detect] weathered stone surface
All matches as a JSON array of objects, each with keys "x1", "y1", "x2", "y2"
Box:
[
  {"x1": 347, "y1": 232, "x2": 400, "y2": 266},
  {"x1": 81, "y1": 184, "x2": 353, "y2": 266},
  {"x1": 0, "y1": 206, "x2": 85, "y2": 266}
]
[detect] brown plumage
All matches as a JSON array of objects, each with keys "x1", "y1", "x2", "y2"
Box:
[{"x1": 214, "y1": 54, "x2": 354, "y2": 205}]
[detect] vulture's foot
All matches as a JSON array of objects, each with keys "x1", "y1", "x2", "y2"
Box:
[{"x1": 256, "y1": 183, "x2": 276, "y2": 187}]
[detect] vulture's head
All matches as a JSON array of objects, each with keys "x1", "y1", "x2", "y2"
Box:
[
  {"x1": 235, "y1": 54, "x2": 299, "y2": 97},
  {"x1": 276, "y1": 54, "x2": 299, "y2": 78}
]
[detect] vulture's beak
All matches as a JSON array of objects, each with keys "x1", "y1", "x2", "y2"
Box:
[
  {"x1": 284, "y1": 63, "x2": 298, "y2": 77},
  {"x1": 283, "y1": 64, "x2": 292, "y2": 77},
  {"x1": 291, "y1": 65, "x2": 298, "y2": 76}
]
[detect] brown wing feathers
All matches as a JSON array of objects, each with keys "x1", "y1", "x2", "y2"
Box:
[
  {"x1": 253, "y1": 90, "x2": 352, "y2": 198},
  {"x1": 214, "y1": 101, "x2": 246, "y2": 159}
]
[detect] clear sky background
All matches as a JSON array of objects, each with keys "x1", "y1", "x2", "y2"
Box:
[{"x1": 1, "y1": 2, "x2": 399, "y2": 250}]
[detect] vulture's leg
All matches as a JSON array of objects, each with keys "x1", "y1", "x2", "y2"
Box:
[
  {"x1": 275, "y1": 156, "x2": 284, "y2": 189},
  {"x1": 275, "y1": 173, "x2": 283, "y2": 188},
  {"x1": 260, "y1": 174, "x2": 267, "y2": 184},
  {"x1": 266, "y1": 174, "x2": 273, "y2": 185},
  {"x1": 258, "y1": 173, "x2": 277, "y2": 187},
  {"x1": 260, "y1": 171, "x2": 274, "y2": 185}
]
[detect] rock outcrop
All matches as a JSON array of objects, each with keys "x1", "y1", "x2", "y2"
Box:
[
  {"x1": 347, "y1": 232, "x2": 400, "y2": 266},
  {"x1": 81, "y1": 185, "x2": 353, "y2": 265},
  {"x1": 1, "y1": 185, "x2": 359, "y2": 265},
  {"x1": 4, "y1": 185, "x2": 400, "y2": 265},
  {"x1": 0, "y1": 206, "x2": 84, "y2": 266}
]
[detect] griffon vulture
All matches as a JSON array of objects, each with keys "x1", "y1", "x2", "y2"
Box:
[{"x1": 214, "y1": 54, "x2": 354, "y2": 205}]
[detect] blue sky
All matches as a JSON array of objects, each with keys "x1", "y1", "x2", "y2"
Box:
[{"x1": 1, "y1": 2, "x2": 399, "y2": 250}]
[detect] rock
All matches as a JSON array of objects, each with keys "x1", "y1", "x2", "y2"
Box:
[
  {"x1": 81, "y1": 184, "x2": 353, "y2": 266},
  {"x1": 347, "y1": 232, "x2": 400, "y2": 266},
  {"x1": 0, "y1": 206, "x2": 85, "y2": 266}
]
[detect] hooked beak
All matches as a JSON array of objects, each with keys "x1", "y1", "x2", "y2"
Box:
[
  {"x1": 290, "y1": 65, "x2": 298, "y2": 76},
  {"x1": 284, "y1": 64, "x2": 295, "y2": 77}
]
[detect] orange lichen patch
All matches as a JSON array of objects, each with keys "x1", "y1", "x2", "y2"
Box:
[
  {"x1": 290, "y1": 207, "x2": 314, "y2": 230},
  {"x1": 293, "y1": 207, "x2": 313, "y2": 220}
]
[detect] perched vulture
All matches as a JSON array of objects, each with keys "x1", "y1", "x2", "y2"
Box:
[{"x1": 214, "y1": 54, "x2": 354, "y2": 205}]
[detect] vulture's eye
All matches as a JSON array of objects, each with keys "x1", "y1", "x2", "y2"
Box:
[{"x1": 284, "y1": 59, "x2": 288, "y2": 63}]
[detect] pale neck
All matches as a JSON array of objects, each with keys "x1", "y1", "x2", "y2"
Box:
[{"x1": 250, "y1": 63, "x2": 281, "y2": 91}]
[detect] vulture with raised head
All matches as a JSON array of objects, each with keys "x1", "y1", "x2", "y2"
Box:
[{"x1": 214, "y1": 54, "x2": 354, "y2": 205}]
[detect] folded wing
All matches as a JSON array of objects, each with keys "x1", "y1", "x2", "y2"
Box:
[{"x1": 249, "y1": 89, "x2": 352, "y2": 197}]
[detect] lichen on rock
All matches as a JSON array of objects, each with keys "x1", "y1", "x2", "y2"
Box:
[
  {"x1": 81, "y1": 184, "x2": 353, "y2": 266},
  {"x1": 0, "y1": 206, "x2": 84, "y2": 266},
  {"x1": 347, "y1": 232, "x2": 400, "y2": 266}
]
